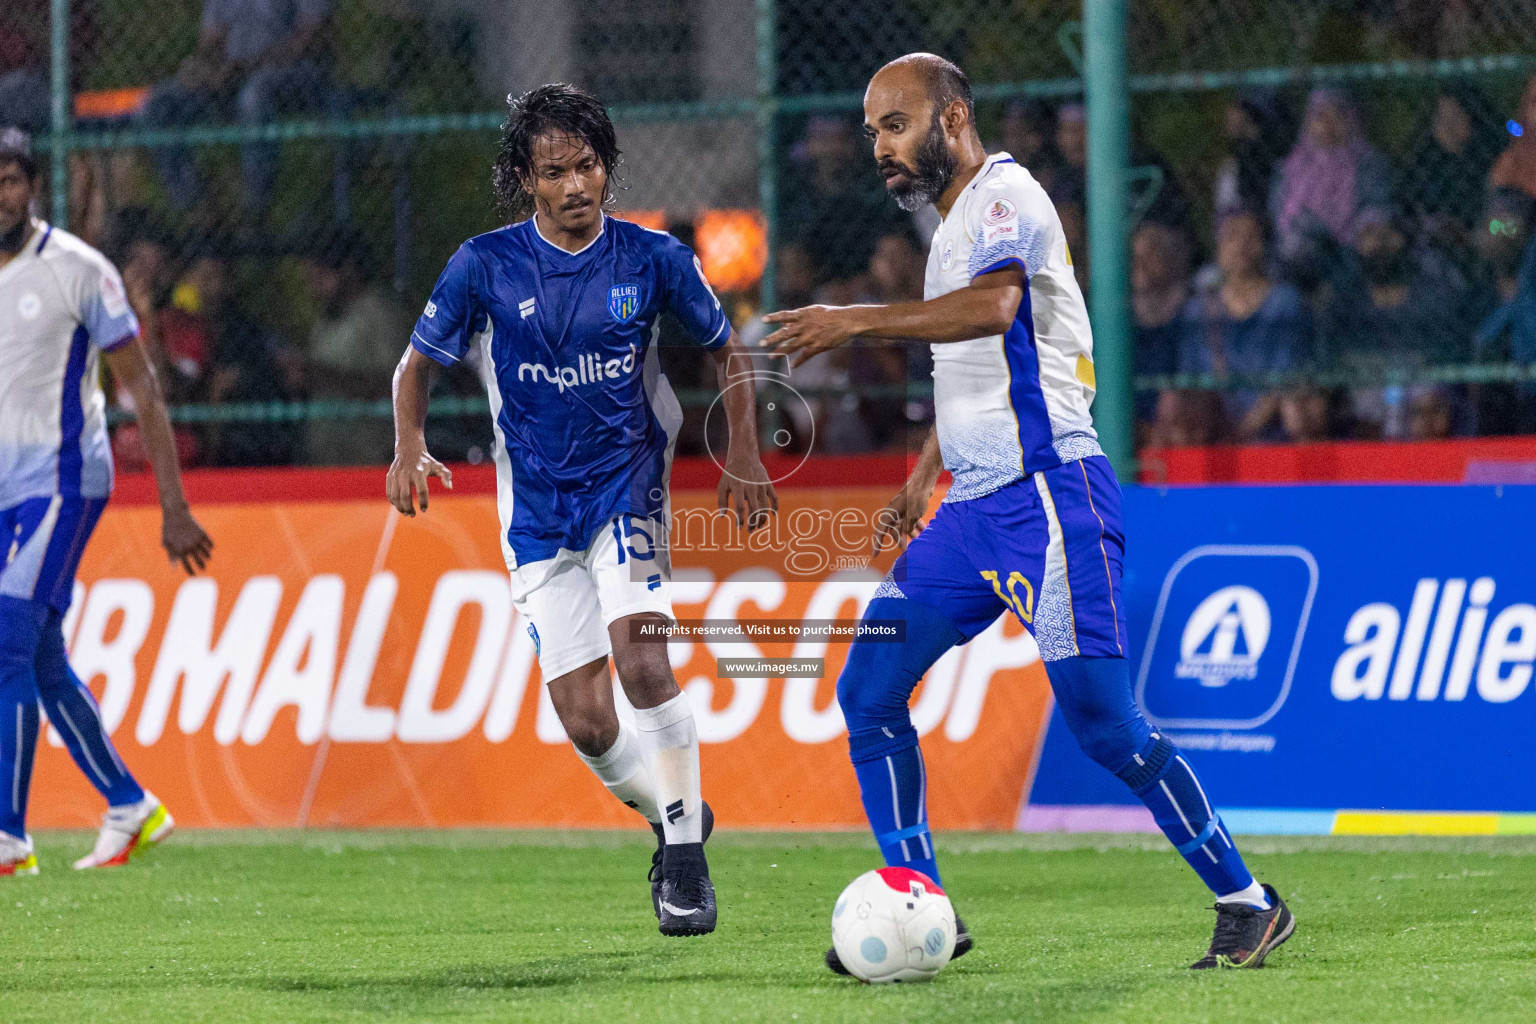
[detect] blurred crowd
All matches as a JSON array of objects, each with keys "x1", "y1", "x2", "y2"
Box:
[
  {"x1": 757, "y1": 73, "x2": 1536, "y2": 455},
  {"x1": 1130, "y1": 82, "x2": 1536, "y2": 448},
  {"x1": 100, "y1": 210, "x2": 494, "y2": 471},
  {"x1": 4, "y1": 1, "x2": 1536, "y2": 467},
  {"x1": 2, "y1": 0, "x2": 493, "y2": 470}
]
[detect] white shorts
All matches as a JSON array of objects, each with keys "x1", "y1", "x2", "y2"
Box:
[{"x1": 511, "y1": 514, "x2": 675, "y2": 681}]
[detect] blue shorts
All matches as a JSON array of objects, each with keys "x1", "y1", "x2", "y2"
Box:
[
  {"x1": 0, "y1": 496, "x2": 107, "y2": 615},
  {"x1": 881, "y1": 455, "x2": 1127, "y2": 661}
]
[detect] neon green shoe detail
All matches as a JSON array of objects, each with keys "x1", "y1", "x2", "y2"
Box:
[
  {"x1": 134, "y1": 803, "x2": 171, "y2": 854},
  {"x1": 2, "y1": 852, "x2": 38, "y2": 877}
]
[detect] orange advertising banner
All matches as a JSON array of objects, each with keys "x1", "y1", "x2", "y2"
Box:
[{"x1": 30, "y1": 477, "x2": 1052, "y2": 831}]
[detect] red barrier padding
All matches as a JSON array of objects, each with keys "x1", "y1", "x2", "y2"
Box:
[
  {"x1": 111, "y1": 452, "x2": 927, "y2": 506},
  {"x1": 116, "y1": 438, "x2": 1536, "y2": 505},
  {"x1": 1139, "y1": 437, "x2": 1536, "y2": 485}
]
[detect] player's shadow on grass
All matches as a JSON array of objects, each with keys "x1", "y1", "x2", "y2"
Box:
[{"x1": 251, "y1": 950, "x2": 744, "y2": 994}]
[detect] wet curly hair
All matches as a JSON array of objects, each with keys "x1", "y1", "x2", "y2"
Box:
[{"x1": 492, "y1": 83, "x2": 621, "y2": 221}]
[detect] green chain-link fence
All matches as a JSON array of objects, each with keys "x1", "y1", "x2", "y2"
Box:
[
  {"x1": 1119, "y1": 3, "x2": 1536, "y2": 451},
  {"x1": 8, "y1": 0, "x2": 1536, "y2": 469}
]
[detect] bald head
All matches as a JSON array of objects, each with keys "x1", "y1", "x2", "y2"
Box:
[
  {"x1": 864, "y1": 53, "x2": 984, "y2": 213},
  {"x1": 870, "y1": 53, "x2": 975, "y2": 132}
]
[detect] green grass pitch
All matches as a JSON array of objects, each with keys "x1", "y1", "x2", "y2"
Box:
[{"x1": 4, "y1": 830, "x2": 1534, "y2": 1023}]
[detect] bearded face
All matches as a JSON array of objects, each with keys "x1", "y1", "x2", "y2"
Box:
[{"x1": 880, "y1": 111, "x2": 958, "y2": 212}]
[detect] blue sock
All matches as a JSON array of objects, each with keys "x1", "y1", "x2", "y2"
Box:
[
  {"x1": 1121, "y1": 734, "x2": 1258, "y2": 900},
  {"x1": 1044, "y1": 655, "x2": 1261, "y2": 902},
  {"x1": 0, "y1": 598, "x2": 45, "y2": 838},
  {"x1": 839, "y1": 597, "x2": 964, "y2": 887},
  {"x1": 852, "y1": 739, "x2": 938, "y2": 884},
  {"x1": 34, "y1": 609, "x2": 144, "y2": 807}
]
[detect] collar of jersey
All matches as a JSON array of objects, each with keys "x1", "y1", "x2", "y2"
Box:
[
  {"x1": 531, "y1": 212, "x2": 606, "y2": 257},
  {"x1": 942, "y1": 152, "x2": 1014, "y2": 227},
  {"x1": 0, "y1": 220, "x2": 47, "y2": 287}
]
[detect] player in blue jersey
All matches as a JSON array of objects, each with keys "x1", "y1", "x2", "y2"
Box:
[
  {"x1": 388, "y1": 85, "x2": 776, "y2": 936},
  {"x1": 0, "y1": 129, "x2": 213, "y2": 875},
  {"x1": 764, "y1": 56, "x2": 1294, "y2": 972}
]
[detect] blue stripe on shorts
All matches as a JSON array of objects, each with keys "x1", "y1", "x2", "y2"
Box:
[
  {"x1": 881, "y1": 455, "x2": 1128, "y2": 661},
  {"x1": 0, "y1": 497, "x2": 107, "y2": 614}
]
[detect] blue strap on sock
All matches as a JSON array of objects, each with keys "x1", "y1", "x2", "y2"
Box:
[
  {"x1": 838, "y1": 597, "x2": 963, "y2": 887},
  {"x1": 1175, "y1": 816, "x2": 1221, "y2": 856},
  {"x1": 1133, "y1": 748, "x2": 1254, "y2": 896},
  {"x1": 876, "y1": 823, "x2": 931, "y2": 847},
  {"x1": 856, "y1": 745, "x2": 939, "y2": 884},
  {"x1": 1043, "y1": 654, "x2": 1258, "y2": 900}
]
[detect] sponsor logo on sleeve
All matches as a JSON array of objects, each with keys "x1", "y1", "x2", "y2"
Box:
[
  {"x1": 424, "y1": 300, "x2": 437, "y2": 319},
  {"x1": 99, "y1": 274, "x2": 129, "y2": 319},
  {"x1": 979, "y1": 199, "x2": 1020, "y2": 249},
  {"x1": 981, "y1": 222, "x2": 1018, "y2": 247}
]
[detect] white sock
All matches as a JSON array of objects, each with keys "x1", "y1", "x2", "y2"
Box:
[
  {"x1": 574, "y1": 723, "x2": 659, "y2": 825},
  {"x1": 632, "y1": 692, "x2": 703, "y2": 844},
  {"x1": 1217, "y1": 880, "x2": 1271, "y2": 910}
]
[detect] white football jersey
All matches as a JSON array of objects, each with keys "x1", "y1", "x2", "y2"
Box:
[
  {"x1": 924, "y1": 152, "x2": 1101, "y2": 501},
  {"x1": 0, "y1": 223, "x2": 138, "y2": 509}
]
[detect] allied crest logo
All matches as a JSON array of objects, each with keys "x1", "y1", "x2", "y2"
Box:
[
  {"x1": 608, "y1": 284, "x2": 641, "y2": 324},
  {"x1": 1176, "y1": 585, "x2": 1270, "y2": 687}
]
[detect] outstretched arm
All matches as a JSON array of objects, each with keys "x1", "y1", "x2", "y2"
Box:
[
  {"x1": 712, "y1": 334, "x2": 777, "y2": 530},
  {"x1": 386, "y1": 346, "x2": 453, "y2": 516},
  {"x1": 761, "y1": 265, "x2": 1025, "y2": 367},
  {"x1": 871, "y1": 426, "x2": 943, "y2": 554},
  {"x1": 102, "y1": 339, "x2": 213, "y2": 574}
]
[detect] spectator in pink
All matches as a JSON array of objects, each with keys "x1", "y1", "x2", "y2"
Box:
[{"x1": 1273, "y1": 87, "x2": 1392, "y2": 262}]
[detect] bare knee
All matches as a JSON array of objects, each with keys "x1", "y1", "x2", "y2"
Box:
[
  {"x1": 612, "y1": 649, "x2": 679, "y2": 709},
  {"x1": 610, "y1": 614, "x2": 680, "y2": 710},
  {"x1": 561, "y1": 706, "x2": 618, "y2": 757},
  {"x1": 547, "y1": 659, "x2": 620, "y2": 757}
]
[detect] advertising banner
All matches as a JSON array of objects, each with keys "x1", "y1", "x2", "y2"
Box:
[
  {"x1": 1027, "y1": 484, "x2": 1536, "y2": 836},
  {"x1": 31, "y1": 481, "x2": 1051, "y2": 831}
]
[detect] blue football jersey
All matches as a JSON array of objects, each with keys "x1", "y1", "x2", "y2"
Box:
[{"x1": 410, "y1": 215, "x2": 729, "y2": 566}]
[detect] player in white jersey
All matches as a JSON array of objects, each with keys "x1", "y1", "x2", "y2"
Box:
[
  {"x1": 764, "y1": 56, "x2": 1293, "y2": 972},
  {"x1": 0, "y1": 130, "x2": 212, "y2": 875}
]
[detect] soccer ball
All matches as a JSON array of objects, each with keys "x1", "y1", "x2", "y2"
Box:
[{"x1": 830, "y1": 867, "x2": 957, "y2": 983}]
